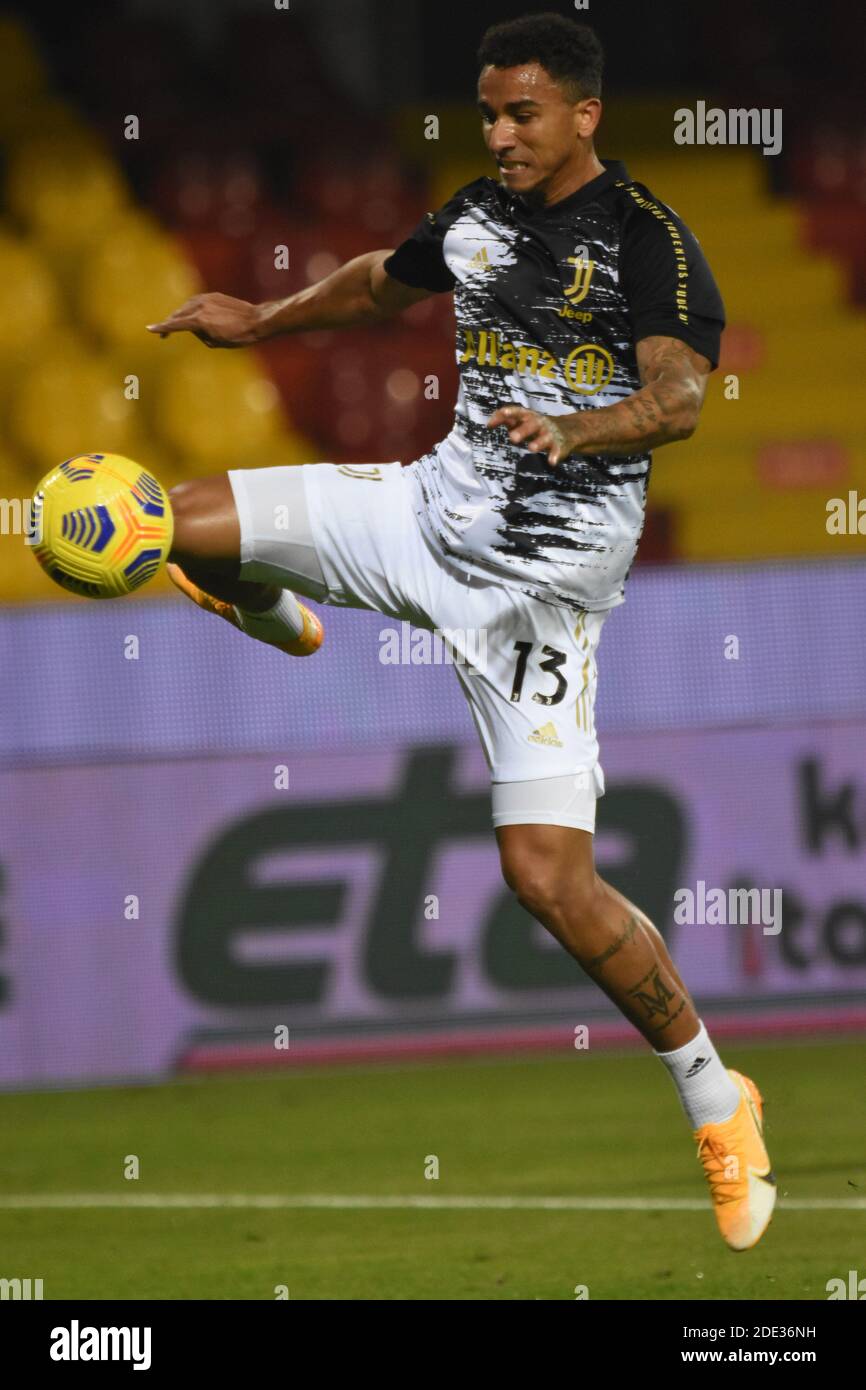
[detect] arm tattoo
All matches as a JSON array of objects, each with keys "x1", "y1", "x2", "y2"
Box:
[{"x1": 559, "y1": 335, "x2": 710, "y2": 458}]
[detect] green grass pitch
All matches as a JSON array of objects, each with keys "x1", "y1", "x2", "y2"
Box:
[{"x1": 1, "y1": 1040, "x2": 862, "y2": 1300}]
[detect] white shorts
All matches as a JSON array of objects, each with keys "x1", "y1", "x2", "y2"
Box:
[{"x1": 228, "y1": 461, "x2": 608, "y2": 832}]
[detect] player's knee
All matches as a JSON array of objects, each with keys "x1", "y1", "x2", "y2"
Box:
[
  {"x1": 168, "y1": 481, "x2": 203, "y2": 560},
  {"x1": 168, "y1": 476, "x2": 237, "y2": 565},
  {"x1": 500, "y1": 845, "x2": 600, "y2": 924},
  {"x1": 514, "y1": 871, "x2": 564, "y2": 922},
  {"x1": 512, "y1": 865, "x2": 571, "y2": 923}
]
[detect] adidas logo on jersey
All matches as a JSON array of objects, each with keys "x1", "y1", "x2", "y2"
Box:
[
  {"x1": 528, "y1": 721, "x2": 563, "y2": 748},
  {"x1": 467, "y1": 246, "x2": 491, "y2": 270}
]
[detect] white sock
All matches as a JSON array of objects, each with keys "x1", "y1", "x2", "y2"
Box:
[
  {"x1": 655, "y1": 1020, "x2": 740, "y2": 1128},
  {"x1": 233, "y1": 589, "x2": 304, "y2": 643}
]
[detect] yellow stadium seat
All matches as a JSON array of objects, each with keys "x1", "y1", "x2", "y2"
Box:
[
  {"x1": 677, "y1": 490, "x2": 866, "y2": 562},
  {"x1": 0, "y1": 232, "x2": 62, "y2": 365},
  {"x1": 260, "y1": 431, "x2": 323, "y2": 467},
  {"x1": 688, "y1": 206, "x2": 802, "y2": 263},
  {"x1": 0, "y1": 454, "x2": 41, "y2": 513},
  {"x1": 0, "y1": 453, "x2": 61, "y2": 602},
  {"x1": 719, "y1": 258, "x2": 844, "y2": 322},
  {"x1": 5, "y1": 134, "x2": 128, "y2": 250},
  {"x1": 0, "y1": 92, "x2": 90, "y2": 146},
  {"x1": 8, "y1": 341, "x2": 146, "y2": 468},
  {"x1": 699, "y1": 379, "x2": 866, "y2": 442},
  {"x1": 651, "y1": 440, "x2": 866, "y2": 508},
  {"x1": 634, "y1": 153, "x2": 766, "y2": 209},
  {"x1": 151, "y1": 350, "x2": 283, "y2": 471},
  {"x1": 76, "y1": 211, "x2": 201, "y2": 350},
  {"x1": 757, "y1": 318, "x2": 866, "y2": 377}
]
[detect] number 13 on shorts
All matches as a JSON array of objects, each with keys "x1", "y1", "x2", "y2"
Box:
[{"x1": 451, "y1": 603, "x2": 608, "y2": 786}]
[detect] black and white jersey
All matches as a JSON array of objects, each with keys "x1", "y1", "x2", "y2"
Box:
[{"x1": 383, "y1": 159, "x2": 725, "y2": 611}]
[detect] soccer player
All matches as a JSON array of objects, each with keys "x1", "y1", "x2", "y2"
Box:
[{"x1": 148, "y1": 13, "x2": 775, "y2": 1250}]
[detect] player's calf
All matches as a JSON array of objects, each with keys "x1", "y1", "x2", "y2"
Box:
[
  {"x1": 498, "y1": 823, "x2": 700, "y2": 1045},
  {"x1": 167, "y1": 475, "x2": 323, "y2": 656}
]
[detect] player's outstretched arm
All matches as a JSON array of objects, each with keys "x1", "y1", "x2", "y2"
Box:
[
  {"x1": 487, "y1": 334, "x2": 712, "y2": 465},
  {"x1": 147, "y1": 251, "x2": 434, "y2": 347}
]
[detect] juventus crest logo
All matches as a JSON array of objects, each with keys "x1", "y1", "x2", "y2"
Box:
[{"x1": 564, "y1": 256, "x2": 595, "y2": 302}]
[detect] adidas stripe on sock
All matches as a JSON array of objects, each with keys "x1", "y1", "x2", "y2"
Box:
[
  {"x1": 655, "y1": 1020, "x2": 740, "y2": 1128},
  {"x1": 233, "y1": 590, "x2": 304, "y2": 643}
]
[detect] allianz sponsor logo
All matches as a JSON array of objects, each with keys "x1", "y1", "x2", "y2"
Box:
[
  {"x1": 0, "y1": 1275, "x2": 44, "y2": 1299},
  {"x1": 674, "y1": 100, "x2": 782, "y2": 156},
  {"x1": 459, "y1": 328, "x2": 614, "y2": 395},
  {"x1": 50, "y1": 1320, "x2": 152, "y2": 1371},
  {"x1": 674, "y1": 880, "x2": 782, "y2": 935}
]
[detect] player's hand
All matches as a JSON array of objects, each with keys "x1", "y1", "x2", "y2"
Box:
[
  {"x1": 147, "y1": 293, "x2": 265, "y2": 348},
  {"x1": 487, "y1": 404, "x2": 574, "y2": 466}
]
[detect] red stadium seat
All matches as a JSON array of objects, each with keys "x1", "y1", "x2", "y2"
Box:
[
  {"x1": 149, "y1": 148, "x2": 269, "y2": 232},
  {"x1": 176, "y1": 228, "x2": 248, "y2": 300},
  {"x1": 235, "y1": 214, "x2": 371, "y2": 303},
  {"x1": 800, "y1": 198, "x2": 866, "y2": 304},
  {"x1": 293, "y1": 154, "x2": 428, "y2": 238},
  {"x1": 268, "y1": 325, "x2": 455, "y2": 462},
  {"x1": 789, "y1": 134, "x2": 855, "y2": 198}
]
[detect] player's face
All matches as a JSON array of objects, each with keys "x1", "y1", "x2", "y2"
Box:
[{"x1": 477, "y1": 63, "x2": 590, "y2": 202}]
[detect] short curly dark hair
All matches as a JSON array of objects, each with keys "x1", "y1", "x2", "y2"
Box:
[{"x1": 477, "y1": 12, "x2": 603, "y2": 101}]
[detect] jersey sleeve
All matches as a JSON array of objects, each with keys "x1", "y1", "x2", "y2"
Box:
[
  {"x1": 618, "y1": 196, "x2": 726, "y2": 368},
  {"x1": 382, "y1": 183, "x2": 478, "y2": 294}
]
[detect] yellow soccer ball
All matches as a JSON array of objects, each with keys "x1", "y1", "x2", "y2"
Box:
[{"x1": 31, "y1": 452, "x2": 173, "y2": 598}]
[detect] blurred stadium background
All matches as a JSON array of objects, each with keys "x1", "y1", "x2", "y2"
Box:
[{"x1": 0, "y1": 0, "x2": 864, "y2": 1299}]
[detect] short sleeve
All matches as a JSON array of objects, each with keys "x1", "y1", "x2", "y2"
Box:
[
  {"x1": 383, "y1": 184, "x2": 478, "y2": 294},
  {"x1": 618, "y1": 196, "x2": 726, "y2": 368}
]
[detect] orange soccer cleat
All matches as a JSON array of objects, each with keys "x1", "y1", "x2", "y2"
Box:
[
  {"x1": 166, "y1": 562, "x2": 323, "y2": 657},
  {"x1": 694, "y1": 1069, "x2": 776, "y2": 1252}
]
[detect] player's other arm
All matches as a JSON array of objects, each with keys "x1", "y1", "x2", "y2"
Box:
[
  {"x1": 146, "y1": 251, "x2": 435, "y2": 347},
  {"x1": 488, "y1": 334, "x2": 712, "y2": 464}
]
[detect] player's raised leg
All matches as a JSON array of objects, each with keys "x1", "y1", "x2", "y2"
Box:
[
  {"x1": 496, "y1": 822, "x2": 776, "y2": 1251},
  {"x1": 167, "y1": 473, "x2": 324, "y2": 657}
]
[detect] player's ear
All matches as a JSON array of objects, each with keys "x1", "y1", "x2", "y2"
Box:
[{"x1": 575, "y1": 96, "x2": 602, "y2": 140}]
